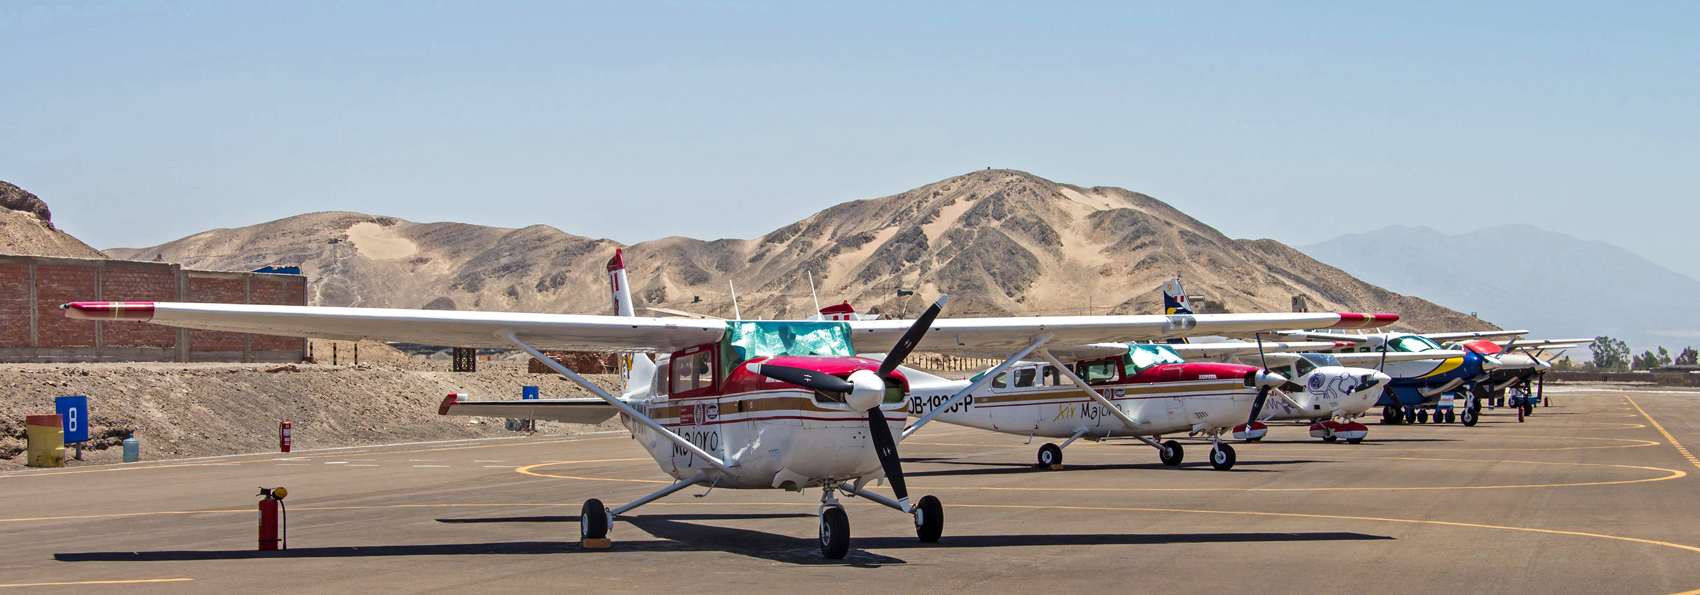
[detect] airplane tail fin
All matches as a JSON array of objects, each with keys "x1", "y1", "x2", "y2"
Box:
[
  {"x1": 607, "y1": 249, "x2": 655, "y2": 396},
  {"x1": 1162, "y1": 278, "x2": 1192, "y2": 345}
]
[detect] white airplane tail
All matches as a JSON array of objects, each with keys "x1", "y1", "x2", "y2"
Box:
[
  {"x1": 607, "y1": 249, "x2": 656, "y2": 396},
  {"x1": 1163, "y1": 277, "x2": 1192, "y2": 345}
]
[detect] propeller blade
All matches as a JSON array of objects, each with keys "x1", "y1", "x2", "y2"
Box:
[
  {"x1": 876, "y1": 295, "x2": 949, "y2": 378},
  {"x1": 1255, "y1": 332, "x2": 1268, "y2": 371},
  {"x1": 866, "y1": 406, "x2": 909, "y2": 507},
  {"x1": 747, "y1": 363, "x2": 854, "y2": 394},
  {"x1": 1247, "y1": 385, "x2": 1272, "y2": 428}
]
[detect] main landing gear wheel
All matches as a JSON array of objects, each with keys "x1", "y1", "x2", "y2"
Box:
[
  {"x1": 820, "y1": 506, "x2": 850, "y2": 559},
  {"x1": 1209, "y1": 444, "x2": 1237, "y2": 471},
  {"x1": 1347, "y1": 437, "x2": 1364, "y2": 444},
  {"x1": 1404, "y1": 408, "x2": 1417, "y2": 424},
  {"x1": 914, "y1": 495, "x2": 943, "y2": 543},
  {"x1": 1417, "y1": 409, "x2": 1429, "y2": 424},
  {"x1": 581, "y1": 498, "x2": 609, "y2": 540},
  {"x1": 1460, "y1": 407, "x2": 1479, "y2": 427},
  {"x1": 1381, "y1": 405, "x2": 1401, "y2": 425},
  {"x1": 1159, "y1": 440, "x2": 1184, "y2": 466},
  {"x1": 1446, "y1": 409, "x2": 1456, "y2": 424},
  {"x1": 1037, "y1": 443, "x2": 1062, "y2": 468},
  {"x1": 1523, "y1": 403, "x2": 1535, "y2": 417},
  {"x1": 1322, "y1": 435, "x2": 1339, "y2": 443}
]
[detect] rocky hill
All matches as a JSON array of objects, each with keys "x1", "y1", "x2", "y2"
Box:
[
  {"x1": 107, "y1": 170, "x2": 1491, "y2": 332},
  {"x1": 0, "y1": 181, "x2": 105, "y2": 259}
]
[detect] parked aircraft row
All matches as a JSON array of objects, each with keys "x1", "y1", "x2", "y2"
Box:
[{"x1": 61, "y1": 250, "x2": 1585, "y2": 559}]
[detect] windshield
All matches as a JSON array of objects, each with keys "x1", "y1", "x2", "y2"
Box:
[
  {"x1": 720, "y1": 321, "x2": 855, "y2": 375},
  {"x1": 1124, "y1": 344, "x2": 1187, "y2": 375},
  {"x1": 1301, "y1": 353, "x2": 1342, "y2": 367},
  {"x1": 1389, "y1": 335, "x2": 1444, "y2": 353}
]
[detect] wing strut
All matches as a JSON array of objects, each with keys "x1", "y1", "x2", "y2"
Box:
[
  {"x1": 498, "y1": 330, "x2": 733, "y2": 474},
  {"x1": 901, "y1": 333, "x2": 1052, "y2": 440},
  {"x1": 1038, "y1": 350, "x2": 1144, "y2": 432}
]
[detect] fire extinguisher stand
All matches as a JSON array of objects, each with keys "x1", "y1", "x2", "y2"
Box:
[
  {"x1": 258, "y1": 487, "x2": 288, "y2": 551},
  {"x1": 280, "y1": 420, "x2": 292, "y2": 453}
]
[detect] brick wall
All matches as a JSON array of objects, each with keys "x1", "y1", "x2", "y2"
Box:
[
  {"x1": 0, "y1": 263, "x2": 30, "y2": 347},
  {"x1": 0, "y1": 255, "x2": 308, "y2": 362}
]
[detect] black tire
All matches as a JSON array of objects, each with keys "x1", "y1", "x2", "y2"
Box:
[
  {"x1": 1159, "y1": 440, "x2": 1184, "y2": 466},
  {"x1": 914, "y1": 495, "x2": 943, "y2": 543},
  {"x1": 1037, "y1": 443, "x2": 1062, "y2": 468},
  {"x1": 1523, "y1": 403, "x2": 1535, "y2": 417},
  {"x1": 1382, "y1": 406, "x2": 1401, "y2": 425},
  {"x1": 581, "y1": 498, "x2": 609, "y2": 540},
  {"x1": 820, "y1": 507, "x2": 850, "y2": 559},
  {"x1": 1446, "y1": 409, "x2": 1456, "y2": 424},
  {"x1": 1347, "y1": 437, "x2": 1364, "y2": 444},
  {"x1": 1461, "y1": 407, "x2": 1479, "y2": 427},
  {"x1": 1404, "y1": 408, "x2": 1417, "y2": 424},
  {"x1": 1209, "y1": 444, "x2": 1236, "y2": 471},
  {"x1": 1322, "y1": 435, "x2": 1339, "y2": 443},
  {"x1": 1417, "y1": 409, "x2": 1429, "y2": 424}
]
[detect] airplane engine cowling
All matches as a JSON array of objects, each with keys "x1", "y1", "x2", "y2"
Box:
[{"x1": 1233, "y1": 421, "x2": 1268, "y2": 441}]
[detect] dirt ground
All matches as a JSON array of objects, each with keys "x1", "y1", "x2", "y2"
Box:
[{"x1": 0, "y1": 357, "x2": 622, "y2": 471}]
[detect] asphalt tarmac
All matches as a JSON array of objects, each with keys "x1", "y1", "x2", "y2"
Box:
[{"x1": 4, "y1": 385, "x2": 1699, "y2": 594}]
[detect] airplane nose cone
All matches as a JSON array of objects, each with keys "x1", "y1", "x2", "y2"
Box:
[
  {"x1": 845, "y1": 369, "x2": 887, "y2": 412},
  {"x1": 1535, "y1": 359, "x2": 1553, "y2": 371},
  {"x1": 1481, "y1": 355, "x2": 1504, "y2": 371},
  {"x1": 1248, "y1": 370, "x2": 1288, "y2": 388}
]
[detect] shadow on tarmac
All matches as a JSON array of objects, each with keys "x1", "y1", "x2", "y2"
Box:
[
  {"x1": 903, "y1": 458, "x2": 1330, "y2": 478},
  {"x1": 55, "y1": 514, "x2": 1391, "y2": 568}
]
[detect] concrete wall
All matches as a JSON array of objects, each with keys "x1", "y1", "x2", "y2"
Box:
[{"x1": 0, "y1": 255, "x2": 308, "y2": 363}]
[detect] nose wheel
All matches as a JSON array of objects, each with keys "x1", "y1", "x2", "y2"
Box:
[{"x1": 819, "y1": 506, "x2": 850, "y2": 559}]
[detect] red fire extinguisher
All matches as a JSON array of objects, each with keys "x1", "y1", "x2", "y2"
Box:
[
  {"x1": 258, "y1": 487, "x2": 288, "y2": 551},
  {"x1": 280, "y1": 421, "x2": 292, "y2": 453}
]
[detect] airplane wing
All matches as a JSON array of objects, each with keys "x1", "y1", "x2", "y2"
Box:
[
  {"x1": 1494, "y1": 338, "x2": 1594, "y2": 349},
  {"x1": 1424, "y1": 330, "x2": 1529, "y2": 341},
  {"x1": 1168, "y1": 340, "x2": 1348, "y2": 359},
  {"x1": 847, "y1": 312, "x2": 1397, "y2": 358},
  {"x1": 63, "y1": 302, "x2": 1396, "y2": 359},
  {"x1": 1257, "y1": 331, "x2": 1371, "y2": 344},
  {"x1": 63, "y1": 302, "x2": 726, "y2": 353},
  {"x1": 1328, "y1": 350, "x2": 1469, "y2": 366},
  {"x1": 438, "y1": 394, "x2": 619, "y2": 425}
]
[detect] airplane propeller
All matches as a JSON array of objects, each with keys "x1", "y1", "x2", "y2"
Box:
[{"x1": 748, "y1": 294, "x2": 949, "y2": 511}]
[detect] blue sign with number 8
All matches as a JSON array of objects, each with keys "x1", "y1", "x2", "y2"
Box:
[{"x1": 56, "y1": 396, "x2": 89, "y2": 443}]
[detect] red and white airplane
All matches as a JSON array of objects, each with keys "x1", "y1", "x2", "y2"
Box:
[{"x1": 63, "y1": 250, "x2": 1400, "y2": 559}]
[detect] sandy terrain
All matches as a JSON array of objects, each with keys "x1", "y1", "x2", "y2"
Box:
[{"x1": 0, "y1": 359, "x2": 622, "y2": 471}]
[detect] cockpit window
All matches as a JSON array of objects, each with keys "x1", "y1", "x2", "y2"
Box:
[
  {"x1": 1293, "y1": 358, "x2": 1317, "y2": 378},
  {"x1": 721, "y1": 321, "x2": 854, "y2": 376},
  {"x1": 1300, "y1": 353, "x2": 1342, "y2": 367},
  {"x1": 1389, "y1": 335, "x2": 1443, "y2": 353},
  {"x1": 1124, "y1": 344, "x2": 1187, "y2": 376}
]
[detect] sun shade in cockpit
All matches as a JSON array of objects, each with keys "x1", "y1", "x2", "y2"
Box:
[
  {"x1": 720, "y1": 320, "x2": 855, "y2": 375},
  {"x1": 1124, "y1": 343, "x2": 1186, "y2": 375}
]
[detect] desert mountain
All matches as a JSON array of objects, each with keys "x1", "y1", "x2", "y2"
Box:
[
  {"x1": 1300, "y1": 224, "x2": 1699, "y2": 351},
  {"x1": 107, "y1": 170, "x2": 1490, "y2": 333},
  {"x1": 0, "y1": 181, "x2": 105, "y2": 259}
]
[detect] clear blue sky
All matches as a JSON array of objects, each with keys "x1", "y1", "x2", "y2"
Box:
[{"x1": 4, "y1": 2, "x2": 1696, "y2": 277}]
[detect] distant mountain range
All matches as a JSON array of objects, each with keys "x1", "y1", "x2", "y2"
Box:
[
  {"x1": 102, "y1": 169, "x2": 1491, "y2": 333},
  {"x1": 1300, "y1": 224, "x2": 1700, "y2": 354}
]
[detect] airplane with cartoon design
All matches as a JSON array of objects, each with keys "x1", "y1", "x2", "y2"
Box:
[{"x1": 62, "y1": 249, "x2": 1398, "y2": 559}]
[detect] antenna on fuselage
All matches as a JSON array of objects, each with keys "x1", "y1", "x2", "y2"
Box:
[{"x1": 729, "y1": 280, "x2": 742, "y2": 320}]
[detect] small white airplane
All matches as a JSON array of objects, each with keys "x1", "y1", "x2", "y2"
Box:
[{"x1": 63, "y1": 249, "x2": 1398, "y2": 559}]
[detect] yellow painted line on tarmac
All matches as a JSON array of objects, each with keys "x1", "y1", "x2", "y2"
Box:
[
  {"x1": 0, "y1": 436, "x2": 628, "y2": 479},
  {"x1": 1628, "y1": 395, "x2": 1700, "y2": 471},
  {"x1": 515, "y1": 459, "x2": 669, "y2": 483},
  {"x1": 0, "y1": 578, "x2": 192, "y2": 588}
]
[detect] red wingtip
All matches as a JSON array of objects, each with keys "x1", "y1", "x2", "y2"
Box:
[
  {"x1": 438, "y1": 393, "x2": 464, "y2": 416},
  {"x1": 606, "y1": 248, "x2": 625, "y2": 272},
  {"x1": 1328, "y1": 313, "x2": 1400, "y2": 329},
  {"x1": 63, "y1": 302, "x2": 156, "y2": 321}
]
